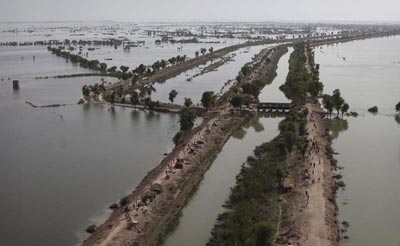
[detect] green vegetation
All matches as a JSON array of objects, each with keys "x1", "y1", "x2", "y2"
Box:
[
  {"x1": 178, "y1": 108, "x2": 197, "y2": 131},
  {"x1": 209, "y1": 43, "x2": 318, "y2": 246},
  {"x1": 184, "y1": 97, "x2": 193, "y2": 108},
  {"x1": 322, "y1": 90, "x2": 349, "y2": 118},
  {"x1": 395, "y1": 101, "x2": 400, "y2": 113},
  {"x1": 208, "y1": 112, "x2": 303, "y2": 246},
  {"x1": 81, "y1": 83, "x2": 106, "y2": 98},
  {"x1": 169, "y1": 89, "x2": 178, "y2": 103},
  {"x1": 143, "y1": 97, "x2": 161, "y2": 111},
  {"x1": 230, "y1": 93, "x2": 252, "y2": 108},
  {"x1": 201, "y1": 91, "x2": 216, "y2": 110},
  {"x1": 172, "y1": 131, "x2": 185, "y2": 146},
  {"x1": 368, "y1": 106, "x2": 378, "y2": 113},
  {"x1": 130, "y1": 91, "x2": 140, "y2": 105},
  {"x1": 279, "y1": 43, "x2": 308, "y2": 103},
  {"x1": 85, "y1": 225, "x2": 97, "y2": 234},
  {"x1": 48, "y1": 46, "x2": 188, "y2": 84},
  {"x1": 193, "y1": 55, "x2": 234, "y2": 78},
  {"x1": 341, "y1": 103, "x2": 349, "y2": 118}
]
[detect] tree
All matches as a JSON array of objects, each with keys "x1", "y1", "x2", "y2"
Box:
[
  {"x1": 107, "y1": 66, "x2": 117, "y2": 73},
  {"x1": 184, "y1": 97, "x2": 193, "y2": 107},
  {"x1": 322, "y1": 94, "x2": 334, "y2": 118},
  {"x1": 160, "y1": 59, "x2": 167, "y2": 69},
  {"x1": 209, "y1": 47, "x2": 214, "y2": 53},
  {"x1": 130, "y1": 91, "x2": 139, "y2": 105},
  {"x1": 307, "y1": 81, "x2": 324, "y2": 97},
  {"x1": 195, "y1": 51, "x2": 199, "y2": 57},
  {"x1": 254, "y1": 222, "x2": 275, "y2": 246},
  {"x1": 230, "y1": 94, "x2": 244, "y2": 108},
  {"x1": 82, "y1": 85, "x2": 90, "y2": 97},
  {"x1": 200, "y1": 48, "x2": 207, "y2": 55},
  {"x1": 120, "y1": 73, "x2": 129, "y2": 80},
  {"x1": 243, "y1": 95, "x2": 252, "y2": 107},
  {"x1": 120, "y1": 65, "x2": 129, "y2": 73},
  {"x1": 110, "y1": 91, "x2": 115, "y2": 106},
  {"x1": 99, "y1": 63, "x2": 107, "y2": 72},
  {"x1": 168, "y1": 57, "x2": 177, "y2": 65},
  {"x1": 173, "y1": 131, "x2": 184, "y2": 146},
  {"x1": 201, "y1": 91, "x2": 215, "y2": 110},
  {"x1": 341, "y1": 103, "x2": 349, "y2": 118},
  {"x1": 168, "y1": 89, "x2": 178, "y2": 103},
  {"x1": 284, "y1": 131, "x2": 296, "y2": 153},
  {"x1": 131, "y1": 74, "x2": 139, "y2": 86},
  {"x1": 241, "y1": 64, "x2": 251, "y2": 77},
  {"x1": 136, "y1": 64, "x2": 146, "y2": 74},
  {"x1": 396, "y1": 101, "x2": 400, "y2": 113},
  {"x1": 332, "y1": 89, "x2": 344, "y2": 117},
  {"x1": 179, "y1": 108, "x2": 197, "y2": 131},
  {"x1": 297, "y1": 142, "x2": 308, "y2": 161},
  {"x1": 152, "y1": 61, "x2": 161, "y2": 71}
]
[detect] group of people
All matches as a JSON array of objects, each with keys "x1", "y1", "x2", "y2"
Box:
[{"x1": 303, "y1": 110, "x2": 324, "y2": 207}]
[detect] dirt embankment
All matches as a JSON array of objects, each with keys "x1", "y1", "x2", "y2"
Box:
[{"x1": 275, "y1": 47, "x2": 339, "y2": 246}]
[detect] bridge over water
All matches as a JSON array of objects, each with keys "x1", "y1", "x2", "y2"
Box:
[{"x1": 257, "y1": 102, "x2": 293, "y2": 112}]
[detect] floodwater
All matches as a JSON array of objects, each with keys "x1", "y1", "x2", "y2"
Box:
[
  {"x1": 0, "y1": 21, "x2": 240, "y2": 71},
  {"x1": 163, "y1": 116, "x2": 282, "y2": 246},
  {"x1": 258, "y1": 47, "x2": 292, "y2": 103},
  {"x1": 151, "y1": 45, "x2": 273, "y2": 105},
  {"x1": 0, "y1": 46, "x2": 183, "y2": 246},
  {"x1": 316, "y1": 36, "x2": 400, "y2": 246}
]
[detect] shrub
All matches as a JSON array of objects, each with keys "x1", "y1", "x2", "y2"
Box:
[{"x1": 368, "y1": 106, "x2": 378, "y2": 113}]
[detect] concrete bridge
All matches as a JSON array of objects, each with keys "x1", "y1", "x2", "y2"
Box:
[{"x1": 257, "y1": 102, "x2": 293, "y2": 112}]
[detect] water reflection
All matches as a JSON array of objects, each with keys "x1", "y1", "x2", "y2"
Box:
[
  {"x1": 231, "y1": 126, "x2": 247, "y2": 140},
  {"x1": 131, "y1": 109, "x2": 141, "y2": 122},
  {"x1": 327, "y1": 119, "x2": 349, "y2": 139},
  {"x1": 232, "y1": 116, "x2": 265, "y2": 140}
]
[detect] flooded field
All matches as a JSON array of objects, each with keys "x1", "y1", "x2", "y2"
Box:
[
  {"x1": 151, "y1": 45, "x2": 273, "y2": 105},
  {"x1": 0, "y1": 46, "x2": 184, "y2": 246},
  {"x1": 316, "y1": 36, "x2": 400, "y2": 246}
]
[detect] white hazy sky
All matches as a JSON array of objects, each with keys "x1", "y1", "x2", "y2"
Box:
[{"x1": 1, "y1": 0, "x2": 399, "y2": 22}]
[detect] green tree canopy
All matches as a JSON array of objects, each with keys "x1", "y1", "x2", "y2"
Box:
[
  {"x1": 332, "y1": 89, "x2": 344, "y2": 117},
  {"x1": 201, "y1": 91, "x2": 215, "y2": 110},
  {"x1": 396, "y1": 101, "x2": 400, "y2": 113},
  {"x1": 184, "y1": 97, "x2": 193, "y2": 108},
  {"x1": 322, "y1": 94, "x2": 334, "y2": 118},
  {"x1": 168, "y1": 89, "x2": 178, "y2": 103},
  {"x1": 230, "y1": 94, "x2": 244, "y2": 108},
  {"x1": 120, "y1": 65, "x2": 129, "y2": 73},
  {"x1": 341, "y1": 103, "x2": 349, "y2": 118},
  {"x1": 179, "y1": 108, "x2": 197, "y2": 131}
]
